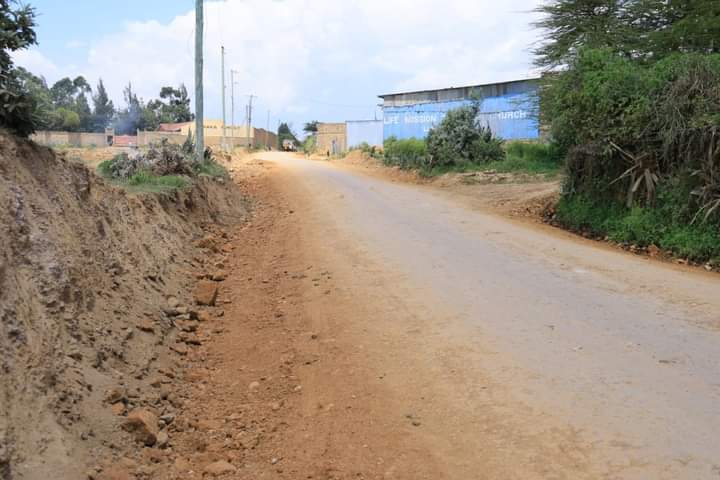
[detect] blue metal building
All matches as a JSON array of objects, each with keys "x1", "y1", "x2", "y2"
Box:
[
  {"x1": 346, "y1": 120, "x2": 383, "y2": 148},
  {"x1": 379, "y1": 78, "x2": 540, "y2": 141}
]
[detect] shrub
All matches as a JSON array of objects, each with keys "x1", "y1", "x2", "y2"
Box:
[
  {"x1": 544, "y1": 48, "x2": 720, "y2": 221},
  {"x1": 426, "y1": 103, "x2": 504, "y2": 169},
  {"x1": 302, "y1": 134, "x2": 316, "y2": 154},
  {"x1": 383, "y1": 136, "x2": 427, "y2": 169}
]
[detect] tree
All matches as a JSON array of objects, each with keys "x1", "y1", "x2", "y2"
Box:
[
  {"x1": 114, "y1": 82, "x2": 161, "y2": 134},
  {"x1": 92, "y1": 79, "x2": 114, "y2": 132},
  {"x1": 303, "y1": 120, "x2": 318, "y2": 134},
  {"x1": 13, "y1": 66, "x2": 52, "y2": 128},
  {"x1": 76, "y1": 92, "x2": 92, "y2": 131},
  {"x1": 533, "y1": 0, "x2": 720, "y2": 69},
  {"x1": 155, "y1": 84, "x2": 193, "y2": 123},
  {"x1": 0, "y1": 0, "x2": 39, "y2": 136},
  {"x1": 277, "y1": 122, "x2": 299, "y2": 149},
  {"x1": 533, "y1": 0, "x2": 631, "y2": 69}
]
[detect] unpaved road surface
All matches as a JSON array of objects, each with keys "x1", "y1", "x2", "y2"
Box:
[{"x1": 172, "y1": 152, "x2": 720, "y2": 479}]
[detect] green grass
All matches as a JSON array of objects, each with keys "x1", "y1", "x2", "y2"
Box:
[
  {"x1": 195, "y1": 160, "x2": 228, "y2": 178},
  {"x1": 555, "y1": 193, "x2": 720, "y2": 263},
  {"x1": 484, "y1": 141, "x2": 563, "y2": 176},
  {"x1": 96, "y1": 163, "x2": 190, "y2": 193},
  {"x1": 416, "y1": 142, "x2": 563, "y2": 178}
]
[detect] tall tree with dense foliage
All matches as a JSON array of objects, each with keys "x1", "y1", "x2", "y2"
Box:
[
  {"x1": 92, "y1": 79, "x2": 114, "y2": 132},
  {"x1": 0, "y1": 0, "x2": 38, "y2": 136},
  {"x1": 277, "y1": 122, "x2": 299, "y2": 148},
  {"x1": 534, "y1": 0, "x2": 720, "y2": 68}
]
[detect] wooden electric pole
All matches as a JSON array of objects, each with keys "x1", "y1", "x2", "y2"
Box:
[
  {"x1": 221, "y1": 46, "x2": 227, "y2": 150},
  {"x1": 195, "y1": 0, "x2": 204, "y2": 160}
]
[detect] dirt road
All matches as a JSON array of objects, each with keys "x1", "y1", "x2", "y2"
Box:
[{"x1": 168, "y1": 152, "x2": 720, "y2": 480}]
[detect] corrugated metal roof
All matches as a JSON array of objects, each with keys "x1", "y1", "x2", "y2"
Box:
[{"x1": 378, "y1": 77, "x2": 541, "y2": 99}]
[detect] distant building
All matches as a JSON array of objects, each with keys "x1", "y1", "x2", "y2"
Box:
[
  {"x1": 346, "y1": 120, "x2": 383, "y2": 149},
  {"x1": 316, "y1": 123, "x2": 347, "y2": 155},
  {"x1": 379, "y1": 78, "x2": 540, "y2": 141}
]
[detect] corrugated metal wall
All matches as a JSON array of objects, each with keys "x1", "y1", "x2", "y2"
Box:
[
  {"x1": 346, "y1": 120, "x2": 383, "y2": 148},
  {"x1": 381, "y1": 83, "x2": 539, "y2": 141}
]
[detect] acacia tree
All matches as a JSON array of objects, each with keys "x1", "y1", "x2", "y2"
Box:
[
  {"x1": 0, "y1": 0, "x2": 38, "y2": 136},
  {"x1": 533, "y1": 0, "x2": 720, "y2": 69},
  {"x1": 147, "y1": 84, "x2": 193, "y2": 124}
]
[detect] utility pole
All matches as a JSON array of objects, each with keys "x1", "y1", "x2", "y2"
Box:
[
  {"x1": 246, "y1": 94, "x2": 255, "y2": 148},
  {"x1": 221, "y1": 46, "x2": 227, "y2": 151},
  {"x1": 194, "y1": 0, "x2": 204, "y2": 160}
]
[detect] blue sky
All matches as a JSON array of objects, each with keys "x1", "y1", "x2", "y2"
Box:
[{"x1": 16, "y1": 0, "x2": 541, "y2": 134}]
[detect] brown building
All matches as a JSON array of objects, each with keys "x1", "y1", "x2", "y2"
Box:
[{"x1": 316, "y1": 123, "x2": 347, "y2": 155}]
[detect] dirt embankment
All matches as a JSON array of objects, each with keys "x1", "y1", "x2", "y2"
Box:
[{"x1": 0, "y1": 132, "x2": 246, "y2": 479}]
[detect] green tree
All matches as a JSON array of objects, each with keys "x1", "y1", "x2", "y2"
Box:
[
  {"x1": 303, "y1": 120, "x2": 318, "y2": 134},
  {"x1": 533, "y1": 0, "x2": 631, "y2": 69},
  {"x1": 13, "y1": 66, "x2": 52, "y2": 129},
  {"x1": 277, "y1": 122, "x2": 299, "y2": 148},
  {"x1": 92, "y1": 78, "x2": 114, "y2": 132},
  {"x1": 0, "y1": 0, "x2": 39, "y2": 136},
  {"x1": 154, "y1": 84, "x2": 193, "y2": 123},
  {"x1": 534, "y1": 0, "x2": 720, "y2": 69}
]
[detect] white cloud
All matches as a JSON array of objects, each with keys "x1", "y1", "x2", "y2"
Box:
[
  {"x1": 13, "y1": 49, "x2": 60, "y2": 77},
  {"x1": 15, "y1": 0, "x2": 543, "y2": 124},
  {"x1": 65, "y1": 40, "x2": 87, "y2": 49}
]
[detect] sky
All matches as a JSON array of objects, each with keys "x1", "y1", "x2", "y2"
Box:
[{"x1": 14, "y1": 0, "x2": 543, "y2": 134}]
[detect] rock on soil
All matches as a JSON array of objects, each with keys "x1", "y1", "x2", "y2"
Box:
[
  {"x1": 194, "y1": 280, "x2": 220, "y2": 306},
  {"x1": 123, "y1": 409, "x2": 159, "y2": 446}
]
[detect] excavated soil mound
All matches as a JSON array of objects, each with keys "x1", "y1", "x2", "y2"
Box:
[{"x1": 0, "y1": 132, "x2": 246, "y2": 479}]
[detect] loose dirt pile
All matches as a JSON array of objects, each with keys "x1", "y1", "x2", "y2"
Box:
[{"x1": 0, "y1": 131, "x2": 246, "y2": 479}]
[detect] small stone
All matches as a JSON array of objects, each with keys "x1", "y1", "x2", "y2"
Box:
[
  {"x1": 123, "y1": 409, "x2": 159, "y2": 446},
  {"x1": 249, "y1": 381, "x2": 260, "y2": 391},
  {"x1": 156, "y1": 430, "x2": 169, "y2": 449},
  {"x1": 160, "y1": 413, "x2": 175, "y2": 424},
  {"x1": 212, "y1": 271, "x2": 227, "y2": 282},
  {"x1": 111, "y1": 402, "x2": 126, "y2": 416},
  {"x1": 197, "y1": 311, "x2": 211, "y2": 322},
  {"x1": 136, "y1": 318, "x2": 155, "y2": 333},
  {"x1": 203, "y1": 460, "x2": 237, "y2": 476},
  {"x1": 167, "y1": 297, "x2": 180, "y2": 309},
  {"x1": 647, "y1": 244, "x2": 661, "y2": 257},
  {"x1": 193, "y1": 281, "x2": 219, "y2": 306},
  {"x1": 170, "y1": 343, "x2": 188, "y2": 356},
  {"x1": 105, "y1": 388, "x2": 126, "y2": 404}
]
